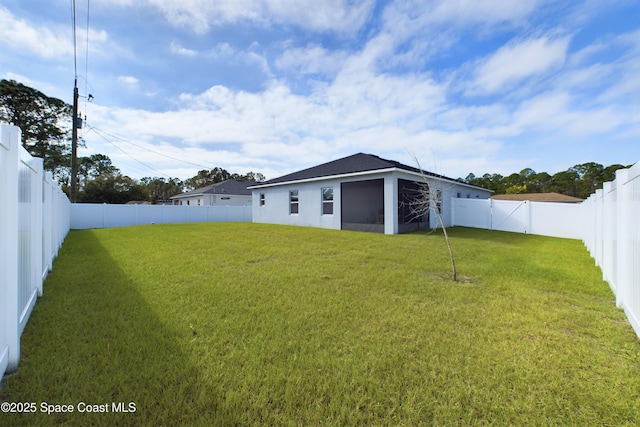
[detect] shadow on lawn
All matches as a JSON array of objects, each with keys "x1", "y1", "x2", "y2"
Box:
[{"x1": 0, "y1": 230, "x2": 235, "y2": 426}]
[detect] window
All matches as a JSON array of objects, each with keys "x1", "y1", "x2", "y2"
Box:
[
  {"x1": 260, "y1": 193, "x2": 265, "y2": 206},
  {"x1": 321, "y1": 187, "x2": 333, "y2": 215},
  {"x1": 289, "y1": 190, "x2": 299, "y2": 214},
  {"x1": 456, "y1": 192, "x2": 461, "y2": 198},
  {"x1": 436, "y1": 189, "x2": 443, "y2": 214}
]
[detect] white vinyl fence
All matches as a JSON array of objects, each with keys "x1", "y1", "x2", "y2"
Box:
[
  {"x1": 71, "y1": 203, "x2": 252, "y2": 229},
  {"x1": 1, "y1": 125, "x2": 70, "y2": 378},
  {"x1": 451, "y1": 198, "x2": 583, "y2": 239},
  {"x1": 451, "y1": 163, "x2": 640, "y2": 340},
  {"x1": 582, "y1": 163, "x2": 640, "y2": 338}
]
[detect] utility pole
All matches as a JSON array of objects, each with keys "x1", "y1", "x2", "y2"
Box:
[{"x1": 70, "y1": 79, "x2": 79, "y2": 203}]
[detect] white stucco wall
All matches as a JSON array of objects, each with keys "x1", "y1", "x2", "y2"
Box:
[
  {"x1": 251, "y1": 170, "x2": 491, "y2": 234},
  {"x1": 252, "y1": 177, "x2": 345, "y2": 230}
]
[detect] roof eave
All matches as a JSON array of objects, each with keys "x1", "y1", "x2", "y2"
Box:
[{"x1": 248, "y1": 167, "x2": 492, "y2": 193}]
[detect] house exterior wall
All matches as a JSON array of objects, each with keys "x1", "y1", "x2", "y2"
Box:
[
  {"x1": 173, "y1": 194, "x2": 252, "y2": 207},
  {"x1": 251, "y1": 170, "x2": 491, "y2": 234},
  {"x1": 436, "y1": 181, "x2": 490, "y2": 228},
  {"x1": 252, "y1": 176, "x2": 345, "y2": 230}
]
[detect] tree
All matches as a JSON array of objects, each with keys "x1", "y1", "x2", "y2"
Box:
[
  {"x1": 409, "y1": 154, "x2": 457, "y2": 282},
  {"x1": 0, "y1": 79, "x2": 72, "y2": 178},
  {"x1": 140, "y1": 177, "x2": 184, "y2": 202},
  {"x1": 183, "y1": 167, "x2": 231, "y2": 190},
  {"x1": 79, "y1": 154, "x2": 120, "y2": 178},
  {"x1": 505, "y1": 184, "x2": 527, "y2": 194},
  {"x1": 602, "y1": 164, "x2": 628, "y2": 183},
  {"x1": 80, "y1": 173, "x2": 147, "y2": 204},
  {"x1": 530, "y1": 171, "x2": 552, "y2": 193},
  {"x1": 570, "y1": 162, "x2": 604, "y2": 198},
  {"x1": 242, "y1": 171, "x2": 266, "y2": 182},
  {"x1": 183, "y1": 167, "x2": 266, "y2": 190},
  {"x1": 549, "y1": 170, "x2": 580, "y2": 196},
  {"x1": 461, "y1": 163, "x2": 630, "y2": 197}
]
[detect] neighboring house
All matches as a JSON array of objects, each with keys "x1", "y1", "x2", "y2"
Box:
[
  {"x1": 491, "y1": 192, "x2": 583, "y2": 203},
  {"x1": 249, "y1": 153, "x2": 492, "y2": 234},
  {"x1": 170, "y1": 179, "x2": 257, "y2": 206}
]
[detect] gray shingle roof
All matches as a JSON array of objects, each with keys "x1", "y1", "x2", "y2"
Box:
[
  {"x1": 171, "y1": 179, "x2": 257, "y2": 199},
  {"x1": 252, "y1": 153, "x2": 462, "y2": 186}
]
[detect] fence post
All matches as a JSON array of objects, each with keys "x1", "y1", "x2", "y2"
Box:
[
  {"x1": 31, "y1": 157, "x2": 44, "y2": 296},
  {"x1": 450, "y1": 198, "x2": 455, "y2": 227},
  {"x1": 615, "y1": 168, "x2": 630, "y2": 308},
  {"x1": 0, "y1": 125, "x2": 21, "y2": 374}
]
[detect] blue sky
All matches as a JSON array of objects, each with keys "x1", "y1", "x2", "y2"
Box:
[{"x1": 1, "y1": 0, "x2": 639, "y2": 181}]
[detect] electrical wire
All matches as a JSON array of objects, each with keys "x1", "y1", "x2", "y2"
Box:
[
  {"x1": 88, "y1": 127, "x2": 213, "y2": 170},
  {"x1": 83, "y1": 0, "x2": 90, "y2": 116},
  {"x1": 71, "y1": 0, "x2": 77, "y2": 79},
  {"x1": 89, "y1": 127, "x2": 172, "y2": 178}
]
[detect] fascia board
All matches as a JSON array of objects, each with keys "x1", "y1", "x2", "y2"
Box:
[
  {"x1": 247, "y1": 168, "x2": 397, "y2": 189},
  {"x1": 248, "y1": 167, "x2": 493, "y2": 193}
]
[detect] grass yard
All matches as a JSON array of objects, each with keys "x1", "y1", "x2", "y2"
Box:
[{"x1": 1, "y1": 223, "x2": 639, "y2": 426}]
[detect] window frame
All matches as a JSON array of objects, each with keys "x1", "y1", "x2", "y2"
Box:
[
  {"x1": 289, "y1": 190, "x2": 299, "y2": 214},
  {"x1": 321, "y1": 187, "x2": 334, "y2": 215}
]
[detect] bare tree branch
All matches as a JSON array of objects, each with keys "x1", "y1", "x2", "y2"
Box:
[{"x1": 408, "y1": 153, "x2": 457, "y2": 282}]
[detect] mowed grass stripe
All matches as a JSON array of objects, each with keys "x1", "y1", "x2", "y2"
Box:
[{"x1": 1, "y1": 224, "x2": 639, "y2": 426}]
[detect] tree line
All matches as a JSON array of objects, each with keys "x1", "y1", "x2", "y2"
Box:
[
  {"x1": 1, "y1": 79, "x2": 631, "y2": 203},
  {"x1": 1, "y1": 79, "x2": 264, "y2": 204},
  {"x1": 461, "y1": 162, "x2": 629, "y2": 199}
]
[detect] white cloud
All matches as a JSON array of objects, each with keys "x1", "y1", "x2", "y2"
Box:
[
  {"x1": 129, "y1": 0, "x2": 375, "y2": 34},
  {"x1": 72, "y1": 0, "x2": 640, "y2": 180},
  {"x1": 0, "y1": 6, "x2": 108, "y2": 60},
  {"x1": 469, "y1": 36, "x2": 570, "y2": 95},
  {"x1": 118, "y1": 76, "x2": 139, "y2": 85},
  {"x1": 428, "y1": 0, "x2": 540, "y2": 26},
  {"x1": 170, "y1": 41, "x2": 198, "y2": 57},
  {"x1": 275, "y1": 45, "x2": 348, "y2": 77},
  {"x1": 0, "y1": 6, "x2": 73, "y2": 59}
]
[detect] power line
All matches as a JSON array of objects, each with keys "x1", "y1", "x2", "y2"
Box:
[
  {"x1": 88, "y1": 127, "x2": 212, "y2": 170},
  {"x1": 83, "y1": 0, "x2": 91, "y2": 115},
  {"x1": 71, "y1": 0, "x2": 77, "y2": 79},
  {"x1": 88, "y1": 127, "x2": 172, "y2": 178}
]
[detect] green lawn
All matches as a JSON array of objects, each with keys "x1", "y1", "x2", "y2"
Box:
[{"x1": 1, "y1": 224, "x2": 639, "y2": 426}]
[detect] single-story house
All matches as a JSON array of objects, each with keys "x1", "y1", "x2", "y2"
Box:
[
  {"x1": 249, "y1": 153, "x2": 492, "y2": 234},
  {"x1": 170, "y1": 179, "x2": 257, "y2": 206},
  {"x1": 491, "y1": 192, "x2": 583, "y2": 203}
]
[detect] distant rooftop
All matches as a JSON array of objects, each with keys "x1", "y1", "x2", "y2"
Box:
[
  {"x1": 170, "y1": 179, "x2": 257, "y2": 199},
  {"x1": 491, "y1": 192, "x2": 583, "y2": 203}
]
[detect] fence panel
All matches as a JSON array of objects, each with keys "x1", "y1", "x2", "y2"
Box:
[
  {"x1": 528, "y1": 202, "x2": 583, "y2": 239},
  {"x1": 71, "y1": 204, "x2": 253, "y2": 229},
  {"x1": 18, "y1": 145, "x2": 43, "y2": 336},
  {"x1": 1, "y1": 125, "x2": 21, "y2": 377},
  {"x1": 0, "y1": 124, "x2": 70, "y2": 378},
  {"x1": 615, "y1": 164, "x2": 640, "y2": 337},
  {"x1": 451, "y1": 198, "x2": 491, "y2": 229},
  {"x1": 452, "y1": 198, "x2": 583, "y2": 239},
  {"x1": 579, "y1": 163, "x2": 640, "y2": 339},
  {"x1": 490, "y1": 200, "x2": 528, "y2": 233}
]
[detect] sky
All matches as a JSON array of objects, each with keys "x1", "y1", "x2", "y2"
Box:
[{"x1": 1, "y1": 0, "x2": 639, "y2": 182}]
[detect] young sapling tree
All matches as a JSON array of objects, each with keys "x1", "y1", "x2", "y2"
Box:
[{"x1": 407, "y1": 154, "x2": 457, "y2": 282}]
